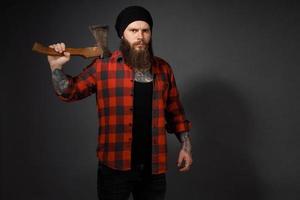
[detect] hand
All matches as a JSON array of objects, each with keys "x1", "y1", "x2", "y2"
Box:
[
  {"x1": 177, "y1": 148, "x2": 193, "y2": 172},
  {"x1": 47, "y1": 42, "x2": 71, "y2": 71}
]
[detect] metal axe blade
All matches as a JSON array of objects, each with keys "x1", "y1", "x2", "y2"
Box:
[{"x1": 89, "y1": 25, "x2": 111, "y2": 58}]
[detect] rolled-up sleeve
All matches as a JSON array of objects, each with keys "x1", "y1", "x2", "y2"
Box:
[
  {"x1": 54, "y1": 58, "x2": 98, "y2": 102},
  {"x1": 165, "y1": 67, "x2": 191, "y2": 134}
]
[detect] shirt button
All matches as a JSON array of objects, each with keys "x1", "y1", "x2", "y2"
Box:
[
  {"x1": 129, "y1": 123, "x2": 132, "y2": 127},
  {"x1": 129, "y1": 108, "x2": 133, "y2": 111}
]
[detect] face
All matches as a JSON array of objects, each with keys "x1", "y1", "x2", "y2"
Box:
[{"x1": 123, "y1": 20, "x2": 151, "y2": 51}]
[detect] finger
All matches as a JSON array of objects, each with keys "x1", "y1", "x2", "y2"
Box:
[
  {"x1": 60, "y1": 43, "x2": 65, "y2": 51},
  {"x1": 179, "y1": 164, "x2": 190, "y2": 172},
  {"x1": 185, "y1": 155, "x2": 192, "y2": 163},
  {"x1": 181, "y1": 160, "x2": 191, "y2": 171},
  {"x1": 179, "y1": 157, "x2": 191, "y2": 171},
  {"x1": 177, "y1": 156, "x2": 183, "y2": 167},
  {"x1": 184, "y1": 153, "x2": 192, "y2": 164},
  {"x1": 56, "y1": 43, "x2": 63, "y2": 53},
  {"x1": 186, "y1": 158, "x2": 192, "y2": 167},
  {"x1": 54, "y1": 44, "x2": 60, "y2": 52},
  {"x1": 64, "y1": 51, "x2": 70, "y2": 57},
  {"x1": 49, "y1": 44, "x2": 54, "y2": 49}
]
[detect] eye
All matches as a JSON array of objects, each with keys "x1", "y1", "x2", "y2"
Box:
[{"x1": 130, "y1": 29, "x2": 138, "y2": 33}]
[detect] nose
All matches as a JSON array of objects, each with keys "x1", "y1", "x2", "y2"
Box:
[{"x1": 137, "y1": 30, "x2": 143, "y2": 40}]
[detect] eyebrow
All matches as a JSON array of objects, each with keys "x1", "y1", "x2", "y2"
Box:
[{"x1": 128, "y1": 28, "x2": 150, "y2": 30}]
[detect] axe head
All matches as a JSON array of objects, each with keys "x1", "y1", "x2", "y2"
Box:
[{"x1": 89, "y1": 25, "x2": 111, "y2": 58}]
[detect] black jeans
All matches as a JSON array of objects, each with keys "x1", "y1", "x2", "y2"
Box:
[{"x1": 97, "y1": 161, "x2": 166, "y2": 200}]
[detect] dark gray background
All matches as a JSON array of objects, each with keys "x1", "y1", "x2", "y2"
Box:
[{"x1": 1, "y1": 0, "x2": 299, "y2": 199}]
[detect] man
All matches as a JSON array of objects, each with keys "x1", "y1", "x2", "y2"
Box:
[{"x1": 48, "y1": 6, "x2": 192, "y2": 200}]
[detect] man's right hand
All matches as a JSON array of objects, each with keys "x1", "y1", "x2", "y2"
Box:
[{"x1": 47, "y1": 43, "x2": 71, "y2": 71}]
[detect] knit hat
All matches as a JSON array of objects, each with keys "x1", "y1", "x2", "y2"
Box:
[{"x1": 115, "y1": 6, "x2": 153, "y2": 38}]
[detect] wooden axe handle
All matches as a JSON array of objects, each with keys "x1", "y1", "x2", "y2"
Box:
[{"x1": 32, "y1": 42, "x2": 103, "y2": 58}]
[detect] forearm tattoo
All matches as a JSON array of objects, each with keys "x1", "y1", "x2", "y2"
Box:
[
  {"x1": 51, "y1": 68, "x2": 70, "y2": 95},
  {"x1": 175, "y1": 132, "x2": 192, "y2": 154}
]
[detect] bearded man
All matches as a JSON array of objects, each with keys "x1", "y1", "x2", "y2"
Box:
[{"x1": 47, "y1": 5, "x2": 192, "y2": 200}]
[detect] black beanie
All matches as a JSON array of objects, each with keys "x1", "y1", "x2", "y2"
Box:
[{"x1": 115, "y1": 6, "x2": 153, "y2": 38}]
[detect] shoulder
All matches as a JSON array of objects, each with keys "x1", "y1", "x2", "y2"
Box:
[
  {"x1": 154, "y1": 56, "x2": 174, "y2": 74},
  {"x1": 154, "y1": 56, "x2": 170, "y2": 66},
  {"x1": 92, "y1": 50, "x2": 121, "y2": 64},
  {"x1": 87, "y1": 50, "x2": 119, "y2": 68}
]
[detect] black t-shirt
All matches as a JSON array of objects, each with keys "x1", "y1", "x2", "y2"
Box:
[{"x1": 131, "y1": 81, "x2": 153, "y2": 172}]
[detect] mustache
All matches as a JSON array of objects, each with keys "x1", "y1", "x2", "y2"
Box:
[{"x1": 133, "y1": 40, "x2": 147, "y2": 46}]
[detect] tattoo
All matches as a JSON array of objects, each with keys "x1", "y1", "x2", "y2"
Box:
[
  {"x1": 134, "y1": 68, "x2": 153, "y2": 82},
  {"x1": 52, "y1": 68, "x2": 70, "y2": 95},
  {"x1": 175, "y1": 132, "x2": 192, "y2": 154}
]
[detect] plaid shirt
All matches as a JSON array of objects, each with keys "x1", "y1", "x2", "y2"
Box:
[{"x1": 55, "y1": 50, "x2": 191, "y2": 174}]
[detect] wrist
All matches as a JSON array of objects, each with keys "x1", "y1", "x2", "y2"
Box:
[
  {"x1": 175, "y1": 132, "x2": 190, "y2": 143},
  {"x1": 176, "y1": 132, "x2": 192, "y2": 153},
  {"x1": 51, "y1": 65, "x2": 63, "y2": 72}
]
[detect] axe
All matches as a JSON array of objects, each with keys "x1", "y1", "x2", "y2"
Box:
[{"x1": 32, "y1": 25, "x2": 111, "y2": 58}]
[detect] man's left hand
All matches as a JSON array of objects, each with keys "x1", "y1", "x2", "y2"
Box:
[{"x1": 177, "y1": 148, "x2": 193, "y2": 172}]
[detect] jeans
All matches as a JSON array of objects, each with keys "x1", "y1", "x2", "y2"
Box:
[{"x1": 97, "y1": 161, "x2": 166, "y2": 200}]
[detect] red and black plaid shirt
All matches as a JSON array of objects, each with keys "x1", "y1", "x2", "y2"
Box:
[{"x1": 55, "y1": 50, "x2": 191, "y2": 174}]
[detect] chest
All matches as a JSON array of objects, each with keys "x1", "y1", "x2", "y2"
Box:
[{"x1": 96, "y1": 62, "x2": 169, "y2": 97}]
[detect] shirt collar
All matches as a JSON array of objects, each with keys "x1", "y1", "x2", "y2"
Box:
[{"x1": 110, "y1": 50, "x2": 123, "y2": 63}]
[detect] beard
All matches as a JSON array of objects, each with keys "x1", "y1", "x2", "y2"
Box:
[{"x1": 119, "y1": 38, "x2": 154, "y2": 70}]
